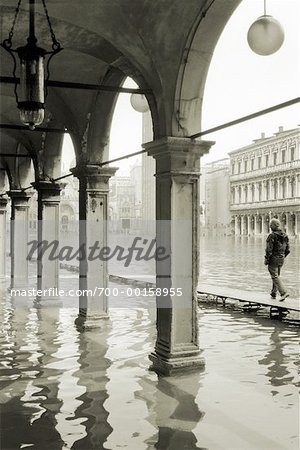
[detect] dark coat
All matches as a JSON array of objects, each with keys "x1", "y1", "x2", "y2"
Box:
[{"x1": 265, "y1": 229, "x2": 290, "y2": 266}]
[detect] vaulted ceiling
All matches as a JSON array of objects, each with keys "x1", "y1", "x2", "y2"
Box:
[{"x1": 0, "y1": 0, "x2": 241, "y2": 179}]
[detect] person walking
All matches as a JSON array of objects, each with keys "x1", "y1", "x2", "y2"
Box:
[{"x1": 264, "y1": 218, "x2": 290, "y2": 301}]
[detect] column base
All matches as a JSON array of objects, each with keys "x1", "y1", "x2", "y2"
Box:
[
  {"x1": 75, "y1": 313, "x2": 109, "y2": 331},
  {"x1": 149, "y1": 352, "x2": 205, "y2": 376}
]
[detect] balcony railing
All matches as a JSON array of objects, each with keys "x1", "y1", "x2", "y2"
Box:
[
  {"x1": 230, "y1": 197, "x2": 300, "y2": 210},
  {"x1": 230, "y1": 160, "x2": 300, "y2": 181}
]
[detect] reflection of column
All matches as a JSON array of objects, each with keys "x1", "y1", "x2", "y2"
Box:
[
  {"x1": 71, "y1": 165, "x2": 117, "y2": 329},
  {"x1": 32, "y1": 181, "x2": 61, "y2": 297},
  {"x1": 144, "y1": 137, "x2": 214, "y2": 375},
  {"x1": 30, "y1": 307, "x2": 64, "y2": 448},
  {"x1": 7, "y1": 190, "x2": 30, "y2": 288},
  {"x1": 0, "y1": 198, "x2": 7, "y2": 285},
  {"x1": 152, "y1": 375, "x2": 204, "y2": 449},
  {"x1": 73, "y1": 330, "x2": 112, "y2": 449}
]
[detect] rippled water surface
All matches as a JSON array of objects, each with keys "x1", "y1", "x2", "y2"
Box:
[
  {"x1": 0, "y1": 297, "x2": 299, "y2": 450},
  {"x1": 1, "y1": 236, "x2": 299, "y2": 449}
]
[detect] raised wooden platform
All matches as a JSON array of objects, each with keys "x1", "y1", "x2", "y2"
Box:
[{"x1": 197, "y1": 284, "x2": 300, "y2": 320}]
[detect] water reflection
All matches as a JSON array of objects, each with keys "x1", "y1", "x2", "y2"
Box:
[
  {"x1": 152, "y1": 375, "x2": 206, "y2": 450},
  {"x1": 71, "y1": 328, "x2": 112, "y2": 449},
  {"x1": 258, "y1": 325, "x2": 298, "y2": 393},
  {"x1": 0, "y1": 294, "x2": 299, "y2": 449}
]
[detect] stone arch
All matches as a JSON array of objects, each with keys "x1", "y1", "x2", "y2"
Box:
[{"x1": 174, "y1": 0, "x2": 241, "y2": 136}]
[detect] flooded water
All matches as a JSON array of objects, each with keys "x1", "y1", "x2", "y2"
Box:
[
  {"x1": 199, "y1": 236, "x2": 300, "y2": 299},
  {"x1": 0, "y1": 300, "x2": 299, "y2": 450},
  {"x1": 0, "y1": 237, "x2": 299, "y2": 449}
]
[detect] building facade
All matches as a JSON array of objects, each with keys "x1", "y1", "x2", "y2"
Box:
[
  {"x1": 203, "y1": 158, "x2": 231, "y2": 235},
  {"x1": 229, "y1": 127, "x2": 300, "y2": 237}
]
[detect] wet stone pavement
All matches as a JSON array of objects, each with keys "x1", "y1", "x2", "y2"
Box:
[{"x1": 0, "y1": 236, "x2": 299, "y2": 449}]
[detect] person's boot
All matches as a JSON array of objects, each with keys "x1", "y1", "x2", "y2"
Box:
[{"x1": 279, "y1": 293, "x2": 289, "y2": 302}]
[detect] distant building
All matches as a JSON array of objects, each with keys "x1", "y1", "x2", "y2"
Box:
[
  {"x1": 203, "y1": 158, "x2": 231, "y2": 236},
  {"x1": 109, "y1": 162, "x2": 142, "y2": 233},
  {"x1": 229, "y1": 127, "x2": 300, "y2": 237}
]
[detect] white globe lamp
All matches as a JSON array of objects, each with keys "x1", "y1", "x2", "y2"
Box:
[
  {"x1": 130, "y1": 94, "x2": 149, "y2": 113},
  {"x1": 247, "y1": 14, "x2": 284, "y2": 56}
]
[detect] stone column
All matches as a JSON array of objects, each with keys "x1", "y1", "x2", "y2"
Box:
[
  {"x1": 262, "y1": 180, "x2": 267, "y2": 201},
  {"x1": 286, "y1": 176, "x2": 291, "y2": 198},
  {"x1": 0, "y1": 198, "x2": 8, "y2": 286},
  {"x1": 241, "y1": 185, "x2": 245, "y2": 203},
  {"x1": 254, "y1": 182, "x2": 259, "y2": 202},
  {"x1": 262, "y1": 215, "x2": 269, "y2": 235},
  {"x1": 247, "y1": 215, "x2": 252, "y2": 236},
  {"x1": 296, "y1": 174, "x2": 300, "y2": 197},
  {"x1": 295, "y1": 213, "x2": 298, "y2": 237},
  {"x1": 285, "y1": 212, "x2": 290, "y2": 235},
  {"x1": 278, "y1": 177, "x2": 283, "y2": 199},
  {"x1": 71, "y1": 165, "x2": 118, "y2": 329},
  {"x1": 7, "y1": 190, "x2": 31, "y2": 288},
  {"x1": 31, "y1": 181, "x2": 61, "y2": 298},
  {"x1": 240, "y1": 215, "x2": 246, "y2": 235},
  {"x1": 254, "y1": 215, "x2": 259, "y2": 235},
  {"x1": 234, "y1": 216, "x2": 239, "y2": 236},
  {"x1": 270, "y1": 179, "x2": 274, "y2": 200},
  {"x1": 143, "y1": 137, "x2": 214, "y2": 375}
]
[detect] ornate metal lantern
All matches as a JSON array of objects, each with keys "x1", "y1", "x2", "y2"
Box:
[{"x1": 1, "y1": 0, "x2": 62, "y2": 129}]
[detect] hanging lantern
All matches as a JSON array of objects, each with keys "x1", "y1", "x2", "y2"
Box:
[
  {"x1": 1, "y1": 0, "x2": 62, "y2": 129},
  {"x1": 130, "y1": 93, "x2": 149, "y2": 113},
  {"x1": 247, "y1": 1, "x2": 284, "y2": 56}
]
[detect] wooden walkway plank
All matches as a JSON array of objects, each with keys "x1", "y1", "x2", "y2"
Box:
[{"x1": 197, "y1": 284, "x2": 300, "y2": 313}]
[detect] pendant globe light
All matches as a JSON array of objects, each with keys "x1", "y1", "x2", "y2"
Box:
[
  {"x1": 1, "y1": 0, "x2": 62, "y2": 129},
  {"x1": 130, "y1": 93, "x2": 149, "y2": 113},
  {"x1": 247, "y1": 0, "x2": 284, "y2": 56}
]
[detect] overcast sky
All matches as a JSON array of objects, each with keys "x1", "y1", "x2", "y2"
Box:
[{"x1": 63, "y1": 0, "x2": 300, "y2": 173}]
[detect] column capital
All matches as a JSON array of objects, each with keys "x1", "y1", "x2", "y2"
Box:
[
  {"x1": 143, "y1": 137, "x2": 215, "y2": 176},
  {"x1": 31, "y1": 180, "x2": 62, "y2": 197},
  {"x1": 0, "y1": 197, "x2": 8, "y2": 209},
  {"x1": 71, "y1": 165, "x2": 118, "y2": 191},
  {"x1": 71, "y1": 164, "x2": 118, "y2": 180},
  {"x1": 6, "y1": 189, "x2": 31, "y2": 200},
  {"x1": 6, "y1": 190, "x2": 31, "y2": 208}
]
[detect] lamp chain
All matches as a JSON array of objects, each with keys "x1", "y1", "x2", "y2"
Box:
[
  {"x1": 5, "y1": 0, "x2": 23, "y2": 47},
  {"x1": 41, "y1": 0, "x2": 61, "y2": 50}
]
